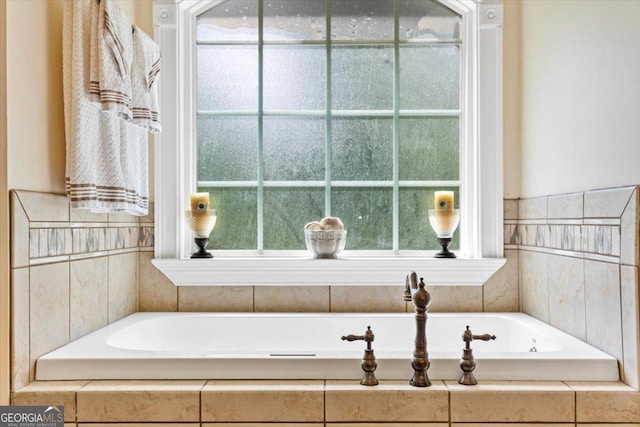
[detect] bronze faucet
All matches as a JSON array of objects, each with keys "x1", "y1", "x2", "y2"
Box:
[
  {"x1": 404, "y1": 271, "x2": 431, "y2": 387},
  {"x1": 459, "y1": 325, "x2": 496, "y2": 385},
  {"x1": 341, "y1": 326, "x2": 378, "y2": 386}
]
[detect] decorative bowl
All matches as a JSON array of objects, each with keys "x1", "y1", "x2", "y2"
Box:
[{"x1": 304, "y1": 229, "x2": 347, "y2": 259}]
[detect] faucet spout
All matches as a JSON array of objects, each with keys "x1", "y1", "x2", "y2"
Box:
[
  {"x1": 404, "y1": 271, "x2": 418, "y2": 301},
  {"x1": 405, "y1": 272, "x2": 432, "y2": 387}
]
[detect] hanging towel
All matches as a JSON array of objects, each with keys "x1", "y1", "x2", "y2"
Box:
[
  {"x1": 131, "y1": 25, "x2": 162, "y2": 133},
  {"x1": 88, "y1": 0, "x2": 134, "y2": 121},
  {"x1": 64, "y1": 0, "x2": 149, "y2": 216}
]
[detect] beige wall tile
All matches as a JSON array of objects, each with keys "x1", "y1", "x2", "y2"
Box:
[
  {"x1": 621, "y1": 265, "x2": 640, "y2": 389},
  {"x1": 426, "y1": 286, "x2": 482, "y2": 312},
  {"x1": 108, "y1": 211, "x2": 140, "y2": 223},
  {"x1": 202, "y1": 380, "x2": 324, "y2": 422},
  {"x1": 11, "y1": 380, "x2": 89, "y2": 422},
  {"x1": 454, "y1": 425, "x2": 574, "y2": 427},
  {"x1": 331, "y1": 425, "x2": 447, "y2": 427},
  {"x1": 139, "y1": 251, "x2": 177, "y2": 312},
  {"x1": 569, "y1": 381, "x2": 640, "y2": 423},
  {"x1": 519, "y1": 250, "x2": 549, "y2": 322},
  {"x1": 108, "y1": 252, "x2": 138, "y2": 322},
  {"x1": 10, "y1": 267, "x2": 29, "y2": 390},
  {"x1": 206, "y1": 425, "x2": 322, "y2": 427},
  {"x1": 16, "y1": 191, "x2": 70, "y2": 222},
  {"x1": 484, "y1": 249, "x2": 519, "y2": 312},
  {"x1": 325, "y1": 380, "x2": 449, "y2": 422},
  {"x1": 255, "y1": 286, "x2": 329, "y2": 312},
  {"x1": 70, "y1": 257, "x2": 108, "y2": 340},
  {"x1": 11, "y1": 191, "x2": 30, "y2": 268},
  {"x1": 518, "y1": 197, "x2": 547, "y2": 219},
  {"x1": 548, "y1": 192, "x2": 583, "y2": 219},
  {"x1": 70, "y1": 209, "x2": 108, "y2": 223},
  {"x1": 548, "y1": 254, "x2": 586, "y2": 340},
  {"x1": 81, "y1": 425, "x2": 197, "y2": 427},
  {"x1": 30, "y1": 262, "x2": 70, "y2": 377},
  {"x1": 578, "y1": 425, "x2": 640, "y2": 427},
  {"x1": 584, "y1": 186, "x2": 635, "y2": 218},
  {"x1": 621, "y1": 188, "x2": 638, "y2": 266},
  {"x1": 447, "y1": 381, "x2": 574, "y2": 422},
  {"x1": 330, "y1": 286, "x2": 405, "y2": 312},
  {"x1": 77, "y1": 380, "x2": 205, "y2": 422},
  {"x1": 584, "y1": 259, "x2": 623, "y2": 361},
  {"x1": 178, "y1": 286, "x2": 253, "y2": 312},
  {"x1": 504, "y1": 199, "x2": 518, "y2": 221}
]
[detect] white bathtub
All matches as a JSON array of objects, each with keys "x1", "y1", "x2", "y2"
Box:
[{"x1": 36, "y1": 312, "x2": 619, "y2": 381}]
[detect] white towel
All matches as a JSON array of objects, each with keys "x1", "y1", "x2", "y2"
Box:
[
  {"x1": 131, "y1": 26, "x2": 162, "y2": 133},
  {"x1": 64, "y1": 0, "x2": 149, "y2": 216},
  {"x1": 88, "y1": 0, "x2": 134, "y2": 121}
]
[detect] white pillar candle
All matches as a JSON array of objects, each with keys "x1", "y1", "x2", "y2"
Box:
[
  {"x1": 434, "y1": 191, "x2": 454, "y2": 215},
  {"x1": 190, "y1": 192, "x2": 210, "y2": 216}
]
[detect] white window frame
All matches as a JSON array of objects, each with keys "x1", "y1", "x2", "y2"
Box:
[{"x1": 151, "y1": 0, "x2": 505, "y2": 286}]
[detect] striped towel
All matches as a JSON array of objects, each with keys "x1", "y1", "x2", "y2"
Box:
[
  {"x1": 64, "y1": 0, "x2": 149, "y2": 216},
  {"x1": 131, "y1": 26, "x2": 161, "y2": 133},
  {"x1": 88, "y1": 0, "x2": 134, "y2": 121}
]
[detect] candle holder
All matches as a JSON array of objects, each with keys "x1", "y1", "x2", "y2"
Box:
[
  {"x1": 185, "y1": 209, "x2": 217, "y2": 258},
  {"x1": 428, "y1": 209, "x2": 460, "y2": 258}
]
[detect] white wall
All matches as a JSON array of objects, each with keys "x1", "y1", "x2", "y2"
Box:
[
  {"x1": 502, "y1": 0, "x2": 521, "y2": 199},
  {"x1": 519, "y1": 0, "x2": 640, "y2": 198}
]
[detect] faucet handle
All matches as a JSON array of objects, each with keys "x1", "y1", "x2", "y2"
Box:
[
  {"x1": 341, "y1": 326, "x2": 378, "y2": 386},
  {"x1": 341, "y1": 325, "x2": 374, "y2": 346},
  {"x1": 462, "y1": 325, "x2": 496, "y2": 346},
  {"x1": 459, "y1": 326, "x2": 497, "y2": 386}
]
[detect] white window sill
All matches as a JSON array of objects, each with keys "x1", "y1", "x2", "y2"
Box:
[{"x1": 152, "y1": 254, "x2": 506, "y2": 286}]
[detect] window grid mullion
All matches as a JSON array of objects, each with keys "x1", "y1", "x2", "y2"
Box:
[
  {"x1": 324, "y1": 0, "x2": 332, "y2": 217},
  {"x1": 197, "y1": 180, "x2": 462, "y2": 188},
  {"x1": 197, "y1": 109, "x2": 462, "y2": 117},
  {"x1": 257, "y1": 0, "x2": 264, "y2": 251},
  {"x1": 392, "y1": 0, "x2": 400, "y2": 252}
]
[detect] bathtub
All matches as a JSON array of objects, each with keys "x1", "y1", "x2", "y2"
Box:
[{"x1": 35, "y1": 312, "x2": 619, "y2": 381}]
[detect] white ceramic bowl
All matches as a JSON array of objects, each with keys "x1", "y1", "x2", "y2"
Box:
[{"x1": 304, "y1": 229, "x2": 347, "y2": 259}]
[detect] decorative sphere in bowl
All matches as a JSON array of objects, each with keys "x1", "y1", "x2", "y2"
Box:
[{"x1": 304, "y1": 229, "x2": 347, "y2": 259}]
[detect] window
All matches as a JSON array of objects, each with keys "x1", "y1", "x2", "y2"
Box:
[
  {"x1": 152, "y1": 0, "x2": 505, "y2": 286},
  {"x1": 196, "y1": 0, "x2": 461, "y2": 253}
]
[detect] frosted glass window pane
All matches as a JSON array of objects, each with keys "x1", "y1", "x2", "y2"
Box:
[
  {"x1": 198, "y1": 117, "x2": 258, "y2": 181},
  {"x1": 264, "y1": 0, "x2": 326, "y2": 41},
  {"x1": 399, "y1": 0, "x2": 460, "y2": 42},
  {"x1": 332, "y1": 118, "x2": 393, "y2": 181},
  {"x1": 200, "y1": 188, "x2": 257, "y2": 250},
  {"x1": 263, "y1": 117, "x2": 325, "y2": 181},
  {"x1": 264, "y1": 188, "x2": 324, "y2": 250},
  {"x1": 399, "y1": 118, "x2": 459, "y2": 181},
  {"x1": 332, "y1": 188, "x2": 392, "y2": 250},
  {"x1": 399, "y1": 187, "x2": 459, "y2": 250},
  {"x1": 263, "y1": 46, "x2": 326, "y2": 110},
  {"x1": 197, "y1": 0, "x2": 258, "y2": 42},
  {"x1": 197, "y1": 46, "x2": 258, "y2": 111},
  {"x1": 331, "y1": 0, "x2": 394, "y2": 41},
  {"x1": 332, "y1": 46, "x2": 394, "y2": 110},
  {"x1": 399, "y1": 46, "x2": 460, "y2": 110}
]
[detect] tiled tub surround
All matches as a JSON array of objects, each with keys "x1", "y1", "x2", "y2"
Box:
[
  {"x1": 506, "y1": 186, "x2": 640, "y2": 390},
  {"x1": 10, "y1": 380, "x2": 640, "y2": 424},
  {"x1": 9, "y1": 190, "x2": 153, "y2": 391},
  {"x1": 8, "y1": 188, "x2": 640, "y2": 423}
]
